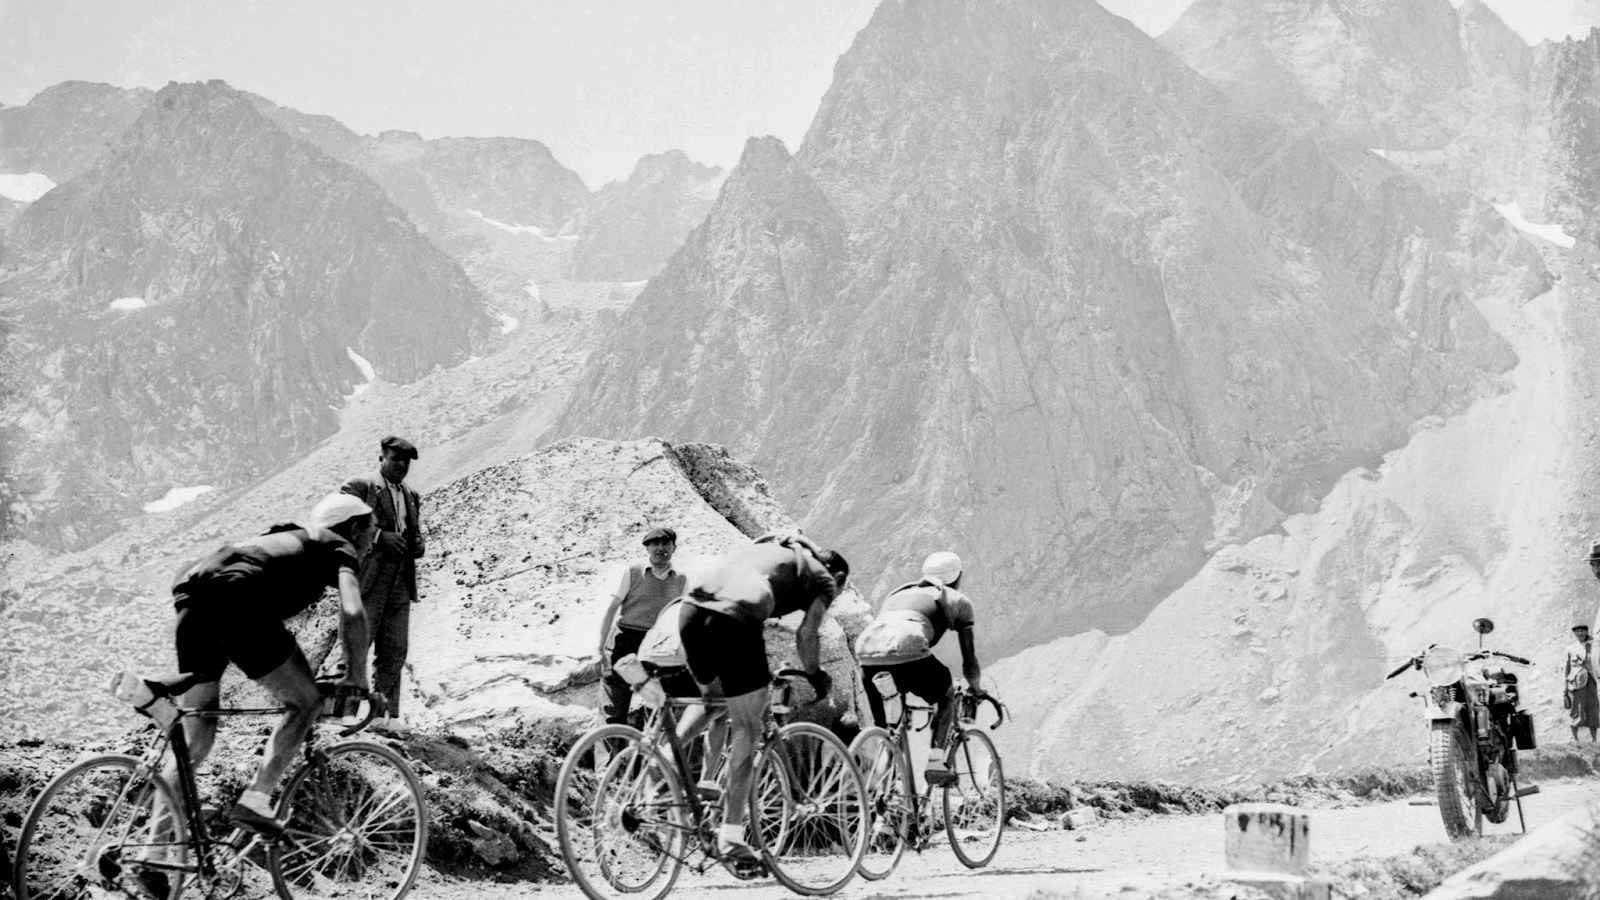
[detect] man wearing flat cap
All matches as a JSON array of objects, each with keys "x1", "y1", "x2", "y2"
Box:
[
  {"x1": 1566, "y1": 623, "x2": 1598, "y2": 742},
  {"x1": 337, "y1": 435, "x2": 425, "y2": 729},
  {"x1": 597, "y1": 526, "x2": 686, "y2": 725}
]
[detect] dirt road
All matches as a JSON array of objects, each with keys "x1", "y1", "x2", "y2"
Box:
[{"x1": 417, "y1": 779, "x2": 1600, "y2": 900}]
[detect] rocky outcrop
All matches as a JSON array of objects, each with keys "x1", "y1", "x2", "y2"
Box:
[
  {"x1": 0, "y1": 80, "x2": 488, "y2": 547},
  {"x1": 1422, "y1": 805, "x2": 1600, "y2": 899},
  {"x1": 405, "y1": 437, "x2": 869, "y2": 739},
  {"x1": 1537, "y1": 30, "x2": 1600, "y2": 245},
  {"x1": 554, "y1": 0, "x2": 1544, "y2": 658},
  {"x1": 568, "y1": 150, "x2": 725, "y2": 281}
]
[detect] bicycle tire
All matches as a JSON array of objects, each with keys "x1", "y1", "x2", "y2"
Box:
[
  {"x1": 268, "y1": 741, "x2": 428, "y2": 900},
  {"x1": 15, "y1": 754, "x2": 188, "y2": 900},
  {"x1": 557, "y1": 724, "x2": 685, "y2": 900},
  {"x1": 848, "y1": 727, "x2": 912, "y2": 880},
  {"x1": 943, "y1": 727, "x2": 1004, "y2": 868},
  {"x1": 751, "y1": 722, "x2": 868, "y2": 896}
]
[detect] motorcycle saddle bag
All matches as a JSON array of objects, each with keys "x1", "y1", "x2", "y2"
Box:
[{"x1": 1511, "y1": 710, "x2": 1537, "y2": 750}]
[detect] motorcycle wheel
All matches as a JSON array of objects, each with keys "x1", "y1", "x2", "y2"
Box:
[{"x1": 1430, "y1": 721, "x2": 1481, "y2": 840}]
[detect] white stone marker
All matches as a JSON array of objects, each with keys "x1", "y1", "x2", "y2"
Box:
[{"x1": 1225, "y1": 803, "x2": 1310, "y2": 875}]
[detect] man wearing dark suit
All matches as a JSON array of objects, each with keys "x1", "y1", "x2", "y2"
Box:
[{"x1": 338, "y1": 435, "x2": 425, "y2": 727}]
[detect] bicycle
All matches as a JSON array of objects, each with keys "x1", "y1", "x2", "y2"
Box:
[
  {"x1": 13, "y1": 672, "x2": 429, "y2": 900},
  {"x1": 849, "y1": 684, "x2": 1006, "y2": 879},
  {"x1": 554, "y1": 667, "x2": 869, "y2": 899}
]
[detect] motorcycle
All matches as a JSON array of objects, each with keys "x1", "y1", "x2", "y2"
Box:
[{"x1": 1385, "y1": 617, "x2": 1540, "y2": 839}]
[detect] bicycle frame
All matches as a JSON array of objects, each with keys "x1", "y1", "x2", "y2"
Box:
[
  {"x1": 621, "y1": 673, "x2": 801, "y2": 869},
  {"x1": 137, "y1": 692, "x2": 377, "y2": 884},
  {"x1": 873, "y1": 687, "x2": 1004, "y2": 847}
]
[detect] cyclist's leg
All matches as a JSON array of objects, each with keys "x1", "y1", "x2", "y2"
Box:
[
  {"x1": 720, "y1": 687, "x2": 769, "y2": 831},
  {"x1": 860, "y1": 664, "x2": 890, "y2": 729},
  {"x1": 896, "y1": 658, "x2": 954, "y2": 782},
  {"x1": 230, "y1": 619, "x2": 319, "y2": 825},
  {"x1": 251, "y1": 649, "x2": 321, "y2": 793}
]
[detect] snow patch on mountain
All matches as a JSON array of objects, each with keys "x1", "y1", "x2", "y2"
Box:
[
  {"x1": 1494, "y1": 202, "x2": 1577, "y2": 248},
  {"x1": 143, "y1": 485, "x2": 214, "y2": 514},
  {"x1": 498, "y1": 313, "x2": 519, "y2": 334},
  {"x1": 345, "y1": 347, "x2": 377, "y2": 397},
  {"x1": 465, "y1": 209, "x2": 560, "y2": 240},
  {"x1": 0, "y1": 172, "x2": 55, "y2": 202},
  {"x1": 523, "y1": 281, "x2": 541, "y2": 301},
  {"x1": 108, "y1": 297, "x2": 147, "y2": 310}
]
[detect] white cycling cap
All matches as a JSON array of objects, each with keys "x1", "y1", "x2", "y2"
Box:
[
  {"x1": 921, "y1": 551, "x2": 962, "y2": 584},
  {"x1": 308, "y1": 493, "x2": 374, "y2": 530}
]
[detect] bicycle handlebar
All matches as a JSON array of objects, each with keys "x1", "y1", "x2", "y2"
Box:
[
  {"x1": 966, "y1": 692, "x2": 1007, "y2": 730},
  {"x1": 333, "y1": 687, "x2": 386, "y2": 738}
]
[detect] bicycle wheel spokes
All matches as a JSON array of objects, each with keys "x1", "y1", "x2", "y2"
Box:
[
  {"x1": 753, "y1": 723, "x2": 867, "y2": 896},
  {"x1": 848, "y1": 728, "x2": 912, "y2": 881},
  {"x1": 15, "y1": 755, "x2": 188, "y2": 900},
  {"x1": 942, "y1": 728, "x2": 1004, "y2": 869},
  {"x1": 747, "y1": 745, "x2": 792, "y2": 855},
  {"x1": 555, "y1": 724, "x2": 686, "y2": 900},
  {"x1": 269, "y1": 742, "x2": 428, "y2": 900}
]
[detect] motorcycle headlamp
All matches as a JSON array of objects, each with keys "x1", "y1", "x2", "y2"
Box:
[{"x1": 1422, "y1": 646, "x2": 1465, "y2": 686}]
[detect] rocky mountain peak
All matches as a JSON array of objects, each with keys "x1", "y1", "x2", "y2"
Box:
[
  {"x1": 1163, "y1": 0, "x2": 1476, "y2": 148},
  {"x1": 557, "y1": 0, "x2": 1541, "y2": 657},
  {"x1": 0, "y1": 81, "x2": 150, "y2": 182},
  {"x1": 1, "y1": 79, "x2": 487, "y2": 548},
  {"x1": 564, "y1": 147, "x2": 727, "y2": 281}
]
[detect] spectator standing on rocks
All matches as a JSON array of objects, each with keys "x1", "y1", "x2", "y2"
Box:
[
  {"x1": 1565, "y1": 623, "x2": 1598, "y2": 742},
  {"x1": 336, "y1": 435, "x2": 425, "y2": 731},
  {"x1": 598, "y1": 527, "x2": 686, "y2": 725}
]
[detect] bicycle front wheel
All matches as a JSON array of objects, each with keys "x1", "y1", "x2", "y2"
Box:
[
  {"x1": 15, "y1": 754, "x2": 188, "y2": 900},
  {"x1": 943, "y1": 727, "x2": 1004, "y2": 868},
  {"x1": 751, "y1": 723, "x2": 868, "y2": 896},
  {"x1": 557, "y1": 724, "x2": 687, "y2": 900},
  {"x1": 848, "y1": 727, "x2": 912, "y2": 880},
  {"x1": 268, "y1": 741, "x2": 428, "y2": 900}
]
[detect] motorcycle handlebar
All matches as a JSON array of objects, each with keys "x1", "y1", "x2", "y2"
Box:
[{"x1": 1385, "y1": 658, "x2": 1417, "y2": 680}]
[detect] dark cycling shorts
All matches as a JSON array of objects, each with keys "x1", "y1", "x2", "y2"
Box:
[
  {"x1": 679, "y1": 604, "x2": 769, "y2": 697},
  {"x1": 173, "y1": 594, "x2": 299, "y2": 682},
  {"x1": 861, "y1": 656, "x2": 953, "y2": 729}
]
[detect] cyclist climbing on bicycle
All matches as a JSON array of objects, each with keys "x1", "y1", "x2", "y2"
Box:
[
  {"x1": 675, "y1": 532, "x2": 849, "y2": 879},
  {"x1": 161, "y1": 493, "x2": 376, "y2": 837},
  {"x1": 855, "y1": 551, "x2": 983, "y2": 786}
]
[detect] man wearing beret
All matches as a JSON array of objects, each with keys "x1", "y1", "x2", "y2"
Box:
[
  {"x1": 338, "y1": 435, "x2": 426, "y2": 729},
  {"x1": 597, "y1": 527, "x2": 686, "y2": 725}
]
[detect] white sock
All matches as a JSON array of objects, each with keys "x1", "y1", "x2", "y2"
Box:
[
  {"x1": 238, "y1": 790, "x2": 273, "y2": 815},
  {"x1": 718, "y1": 822, "x2": 747, "y2": 846}
]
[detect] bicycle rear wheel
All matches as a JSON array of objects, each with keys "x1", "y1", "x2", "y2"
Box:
[
  {"x1": 848, "y1": 727, "x2": 912, "y2": 880},
  {"x1": 557, "y1": 724, "x2": 686, "y2": 900},
  {"x1": 943, "y1": 727, "x2": 1004, "y2": 868},
  {"x1": 14, "y1": 754, "x2": 188, "y2": 900},
  {"x1": 268, "y1": 741, "x2": 428, "y2": 900},
  {"x1": 750, "y1": 723, "x2": 868, "y2": 896}
]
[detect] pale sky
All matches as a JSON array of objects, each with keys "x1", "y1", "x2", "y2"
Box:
[{"x1": 2, "y1": 0, "x2": 1597, "y2": 187}]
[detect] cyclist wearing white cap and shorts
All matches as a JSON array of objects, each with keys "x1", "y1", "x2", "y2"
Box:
[
  {"x1": 854, "y1": 551, "x2": 983, "y2": 785},
  {"x1": 163, "y1": 492, "x2": 377, "y2": 835}
]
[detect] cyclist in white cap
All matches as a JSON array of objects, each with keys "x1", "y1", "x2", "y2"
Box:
[
  {"x1": 854, "y1": 551, "x2": 983, "y2": 785},
  {"x1": 161, "y1": 492, "x2": 377, "y2": 837}
]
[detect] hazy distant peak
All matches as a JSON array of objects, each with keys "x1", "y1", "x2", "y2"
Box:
[
  {"x1": 25, "y1": 80, "x2": 150, "y2": 107},
  {"x1": 624, "y1": 149, "x2": 723, "y2": 186}
]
